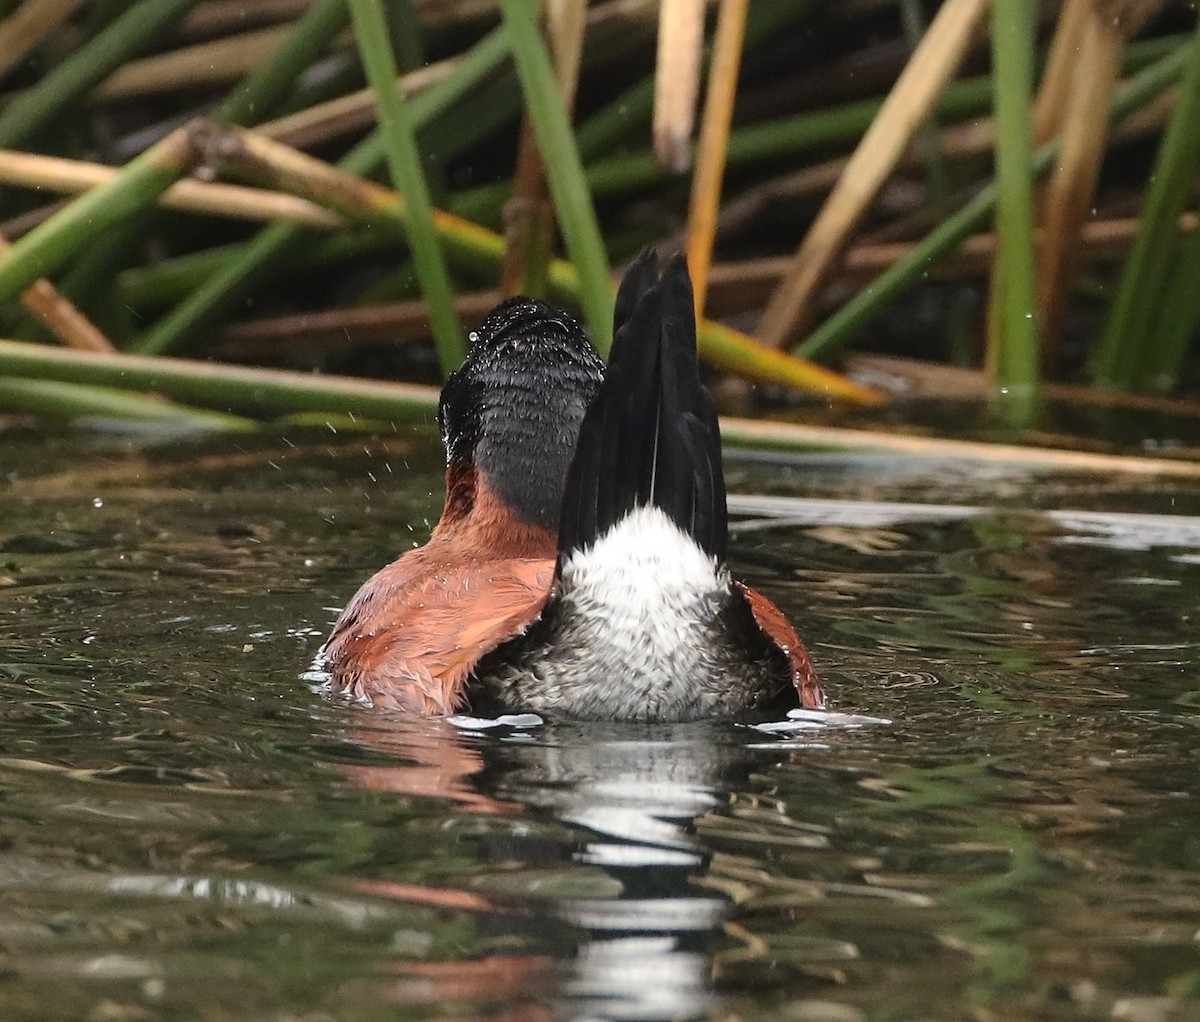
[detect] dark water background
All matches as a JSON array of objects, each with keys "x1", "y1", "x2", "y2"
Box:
[{"x1": 2, "y1": 423, "x2": 1198, "y2": 1021}]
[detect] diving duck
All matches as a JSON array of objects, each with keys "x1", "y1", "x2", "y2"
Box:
[{"x1": 318, "y1": 252, "x2": 824, "y2": 720}]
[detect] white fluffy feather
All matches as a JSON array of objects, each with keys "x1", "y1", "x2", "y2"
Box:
[
  {"x1": 533, "y1": 505, "x2": 732, "y2": 719},
  {"x1": 560, "y1": 504, "x2": 725, "y2": 623}
]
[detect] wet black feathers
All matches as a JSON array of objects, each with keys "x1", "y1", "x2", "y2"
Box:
[
  {"x1": 438, "y1": 296, "x2": 604, "y2": 528},
  {"x1": 558, "y1": 251, "x2": 728, "y2": 563}
]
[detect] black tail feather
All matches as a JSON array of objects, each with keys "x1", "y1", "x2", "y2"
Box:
[
  {"x1": 612, "y1": 248, "x2": 661, "y2": 343},
  {"x1": 557, "y1": 251, "x2": 728, "y2": 564}
]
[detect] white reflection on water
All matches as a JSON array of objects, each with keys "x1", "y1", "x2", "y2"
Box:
[{"x1": 727, "y1": 494, "x2": 1200, "y2": 556}]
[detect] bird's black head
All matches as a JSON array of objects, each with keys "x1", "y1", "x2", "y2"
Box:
[{"x1": 438, "y1": 297, "x2": 605, "y2": 529}]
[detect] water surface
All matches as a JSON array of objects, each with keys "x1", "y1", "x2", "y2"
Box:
[{"x1": 2, "y1": 426, "x2": 1198, "y2": 1021}]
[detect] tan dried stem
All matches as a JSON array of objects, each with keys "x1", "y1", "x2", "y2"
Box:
[
  {"x1": 758, "y1": 0, "x2": 991, "y2": 347},
  {"x1": 259, "y1": 57, "x2": 455, "y2": 149},
  {"x1": 0, "y1": 149, "x2": 343, "y2": 229},
  {"x1": 0, "y1": 231, "x2": 114, "y2": 353},
  {"x1": 685, "y1": 0, "x2": 748, "y2": 317},
  {"x1": 846, "y1": 353, "x2": 1200, "y2": 417},
  {"x1": 90, "y1": 25, "x2": 340, "y2": 102},
  {"x1": 181, "y1": 0, "x2": 312, "y2": 40},
  {"x1": 708, "y1": 212, "x2": 1197, "y2": 310},
  {"x1": 500, "y1": 0, "x2": 588, "y2": 297},
  {"x1": 546, "y1": 0, "x2": 587, "y2": 103},
  {"x1": 721, "y1": 418, "x2": 1200, "y2": 477},
  {"x1": 215, "y1": 292, "x2": 505, "y2": 358},
  {"x1": 189, "y1": 121, "x2": 411, "y2": 221},
  {"x1": 653, "y1": 0, "x2": 704, "y2": 173},
  {"x1": 1033, "y1": 0, "x2": 1166, "y2": 364},
  {"x1": 1032, "y1": 0, "x2": 1090, "y2": 143},
  {"x1": 0, "y1": 0, "x2": 88, "y2": 80}
]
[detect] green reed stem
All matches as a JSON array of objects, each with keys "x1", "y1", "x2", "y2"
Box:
[
  {"x1": 0, "y1": 0, "x2": 193, "y2": 148},
  {"x1": 0, "y1": 377, "x2": 256, "y2": 432},
  {"x1": 349, "y1": 0, "x2": 465, "y2": 374},
  {"x1": 0, "y1": 338, "x2": 439, "y2": 422},
  {"x1": 56, "y1": 207, "x2": 160, "y2": 344},
  {"x1": 989, "y1": 0, "x2": 1039, "y2": 403},
  {"x1": 383, "y1": 0, "x2": 426, "y2": 72},
  {"x1": 500, "y1": 0, "x2": 612, "y2": 351},
  {"x1": 574, "y1": 77, "x2": 656, "y2": 159},
  {"x1": 0, "y1": 128, "x2": 194, "y2": 308},
  {"x1": 1137, "y1": 224, "x2": 1200, "y2": 392},
  {"x1": 215, "y1": 0, "x2": 351, "y2": 126},
  {"x1": 340, "y1": 28, "x2": 511, "y2": 181},
  {"x1": 118, "y1": 230, "x2": 392, "y2": 311},
  {"x1": 1091, "y1": 19, "x2": 1200, "y2": 390}
]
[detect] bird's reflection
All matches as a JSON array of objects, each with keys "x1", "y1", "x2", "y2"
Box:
[{"x1": 338, "y1": 714, "x2": 773, "y2": 1021}]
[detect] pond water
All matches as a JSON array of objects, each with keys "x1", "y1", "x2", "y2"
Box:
[{"x1": 2, "y1": 425, "x2": 1198, "y2": 1021}]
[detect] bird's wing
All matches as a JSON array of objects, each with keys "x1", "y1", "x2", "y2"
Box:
[{"x1": 321, "y1": 552, "x2": 555, "y2": 714}]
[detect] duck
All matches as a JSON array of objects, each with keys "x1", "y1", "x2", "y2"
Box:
[{"x1": 318, "y1": 251, "x2": 824, "y2": 720}]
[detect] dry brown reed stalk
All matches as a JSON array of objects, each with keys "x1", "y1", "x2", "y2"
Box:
[
  {"x1": 1032, "y1": 0, "x2": 1091, "y2": 141},
  {"x1": 500, "y1": 0, "x2": 588, "y2": 297},
  {"x1": 710, "y1": 212, "x2": 1197, "y2": 310},
  {"x1": 0, "y1": 149, "x2": 344, "y2": 229},
  {"x1": 88, "y1": 25, "x2": 338, "y2": 103},
  {"x1": 258, "y1": 0, "x2": 654, "y2": 153},
  {"x1": 846, "y1": 353, "x2": 1200, "y2": 417},
  {"x1": 215, "y1": 211, "x2": 1199, "y2": 362},
  {"x1": 721, "y1": 418, "x2": 1200, "y2": 477},
  {"x1": 415, "y1": 0, "x2": 505, "y2": 26},
  {"x1": 545, "y1": 0, "x2": 587, "y2": 120},
  {"x1": 653, "y1": 0, "x2": 704, "y2": 173},
  {"x1": 192, "y1": 120, "x2": 876, "y2": 401},
  {"x1": 709, "y1": 87, "x2": 1175, "y2": 250},
  {"x1": 213, "y1": 291, "x2": 506, "y2": 359},
  {"x1": 501, "y1": 125, "x2": 553, "y2": 296},
  {"x1": 685, "y1": 0, "x2": 748, "y2": 317},
  {"x1": 95, "y1": 26, "x2": 310, "y2": 102},
  {"x1": 757, "y1": 0, "x2": 991, "y2": 348},
  {"x1": 0, "y1": 0, "x2": 88, "y2": 80},
  {"x1": 0, "y1": 231, "x2": 114, "y2": 354},
  {"x1": 1032, "y1": 0, "x2": 1165, "y2": 364},
  {"x1": 742, "y1": 211, "x2": 1196, "y2": 296},
  {"x1": 258, "y1": 58, "x2": 456, "y2": 149},
  {"x1": 180, "y1": 0, "x2": 313, "y2": 39}
]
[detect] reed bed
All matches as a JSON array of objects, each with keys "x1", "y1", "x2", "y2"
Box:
[{"x1": 0, "y1": 0, "x2": 1196, "y2": 438}]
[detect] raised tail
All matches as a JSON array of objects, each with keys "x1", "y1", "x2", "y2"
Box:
[{"x1": 557, "y1": 251, "x2": 728, "y2": 563}]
